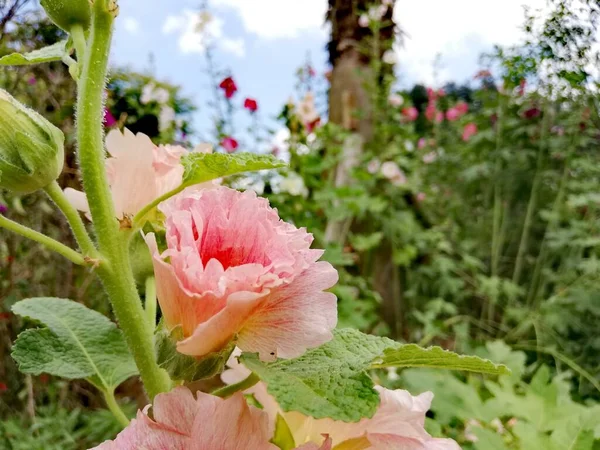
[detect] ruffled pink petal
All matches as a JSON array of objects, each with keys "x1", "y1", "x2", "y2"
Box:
[
  {"x1": 295, "y1": 436, "x2": 333, "y2": 450},
  {"x1": 237, "y1": 261, "x2": 338, "y2": 360}
]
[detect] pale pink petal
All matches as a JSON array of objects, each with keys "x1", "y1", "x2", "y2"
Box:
[
  {"x1": 63, "y1": 188, "x2": 90, "y2": 216},
  {"x1": 296, "y1": 436, "x2": 333, "y2": 450},
  {"x1": 237, "y1": 261, "x2": 338, "y2": 360}
]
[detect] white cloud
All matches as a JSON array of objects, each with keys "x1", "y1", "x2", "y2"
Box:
[
  {"x1": 162, "y1": 9, "x2": 246, "y2": 57},
  {"x1": 123, "y1": 17, "x2": 140, "y2": 35},
  {"x1": 394, "y1": 0, "x2": 548, "y2": 85},
  {"x1": 212, "y1": 0, "x2": 327, "y2": 39}
]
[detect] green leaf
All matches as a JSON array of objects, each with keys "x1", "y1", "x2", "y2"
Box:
[
  {"x1": 0, "y1": 41, "x2": 68, "y2": 66},
  {"x1": 270, "y1": 414, "x2": 296, "y2": 450},
  {"x1": 241, "y1": 329, "x2": 395, "y2": 422},
  {"x1": 11, "y1": 298, "x2": 137, "y2": 392},
  {"x1": 181, "y1": 152, "x2": 286, "y2": 186},
  {"x1": 374, "y1": 344, "x2": 510, "y2": 375},
  {"x1": 155, "y1": 322, "x2": 234, "y2": 382},
  {"x1": 241, "y1": 329, "x2": 508, "y2": 422}
]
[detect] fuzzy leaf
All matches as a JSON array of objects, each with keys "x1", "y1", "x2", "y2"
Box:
[
  {"x1": 241, "y1": 328, "x2": 508, "y2": 422},
  {"x1": 181, "y1": 152, "x2": 286, "y2": 186},
  {"x1": 0, "y1": 41, "x2": 68, "y2": 66},
  {"x1": 155, "y1": 322, "x2": 235, "y2": 382},
  {"x1": 374, "y1": 344, "x2": 510, "y2": 375},
  {"x1": 241, "y1": 329, "x2": 394, "y2": 422},
  {"x1": 11, "y1": 298, "x2": 137, "y2": 391}
]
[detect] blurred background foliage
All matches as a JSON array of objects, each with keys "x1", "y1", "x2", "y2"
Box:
[{"x1": 2, "y1": 0, "x2": 600, "y2": 448}]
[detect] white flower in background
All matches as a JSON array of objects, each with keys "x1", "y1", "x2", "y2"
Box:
[
  {"x1": 296, "y1": 144, "x2": 311, "y2": 156},
  {"x1": 297, "y1": 91, "x2": 319, "y2": 127},
  {"x1": 358, "y1": 14, "x2": 369, "y2": 27},
  {"x1": 368, "y1": 4, "x2": 387, "y2": 20},
  {"x1": 231, "y1": 176, "x2": 265, "y2": 195},
  {"x1": 274, "y1": 171, "x2": 308, "y2": 197},
  {"x1": 388, "y1": 93, "x2": 403, "y2": 107},
  {"x1": 490, "y1": 418, "x2": 505, "y2": 435},
  {"x1": 382, "y1": 0, "x2": 394, "y2": 5},
  {"x1": 422, "y1": 151, "x2": 437, "y2": 164},
  {"x1": 380, "y1": 161, "x2": 407, "y2": 186},
  {"x1": 464, "y1": 419, "x2": 481, "y2": 443},
  {"x1": 141, "y1": 83, "x2": 171, "y2": 105},
  {"x1": 159, "y1": 106, "x2": 176, "y2": 131},
  {"x1": 405, "y1": 140, "x2": 415, "y2": 152},
  {"x1": 367, "y1": 158, "x2": 381, "y2": 174},
  {"x1": 386, "y1": 367, "x2": 399, "y2": 381},
  {"x1": 382, "y1": 49, "x2": 398, "y2": 65}
]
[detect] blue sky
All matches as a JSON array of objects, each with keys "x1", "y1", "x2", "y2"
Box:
[{"x1": 109, "y1": 0, "x2": 546, "y2": 145}]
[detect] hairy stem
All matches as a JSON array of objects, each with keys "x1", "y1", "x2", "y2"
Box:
[
  {"x1": 103, "y1": 389, "x2": 130, "y2": 428},
  {"x1": 76, "y1": 0, "x2": 170, "y2": 399},
  {"x1": 145, "y1": 276, "x2": 157, "y2": 329},
  {"x1": 44, "y1": 180, "x2": 99, "y2": 259},
  {"x1": 0, "y1": 214, "x2": 86, "y2": 265}
]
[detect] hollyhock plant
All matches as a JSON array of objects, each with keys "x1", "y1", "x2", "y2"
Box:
[
  {"x1": 222, "y1": 355, "x2": 460, "y2": 450},
  {"x1": 64, "y1": 128, "x2": 211, "y2": 219},
  {"x1": 462, "y1": 123, "x2": 478, "y2": 142},
  {"x1": 92, "y1": 387, "x2": 278, "y2": 450},
  {"x1": 219, "y1": 76, "x2": 238, "y2": 99},
  {"x1": 455, "y1": 101, "x2": 469, "y2": 115},
  {"x1": 144, "y1": 187, "x2": 338, "y2": 361},
  {"x1": 402, "y1": 106, "x2": 419, "y2": 122},
  {"x1": 244, "y1": 97, "x2": 258, "y2": 112},
  {"x1": 425, "y1": 103, "x2": 438, "y2": 121},
  {"x1": 221, "y1": 136, "x2": 239, "y2": 153}
]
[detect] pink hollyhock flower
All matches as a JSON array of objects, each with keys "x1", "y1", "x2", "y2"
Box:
[
  {"x1": 425, "y1": 103, "x2": 437, "y2": 121},
  {"x1": 64, "y1": 129, "x2": 211, "y2": 219},
  {"x1": 91, "y1": 387, "x2": 278, "y2": 450},
  {"x1": 380, "y1": 161, "x2": 407, "y2": 186},
  {"x1": 244, "y1": 97, "x2": 258, "y2": 113},
  {"x1": 222, "y1": 356, "x2": 459, "y2": 450},
  {"x1": 297, "y1": 92, "x2": 321, "y2": 131},
  {"x1": 221, "y1": 136, "x2": 239, "y2": 153},
  {"x1": 418, "y1": 138, "x2": 427, "y2": 149},
  {"x1": 455, "y1": 101, "x2": 469, "y2": 115},
  {"x1": 219, "y1": 76, "x2": 238, "y2": 99},
  {"x1": 422, "y1": 151, "x2": 437, "y2": 164},
  {"x1": 144, "y1": 187, "x2": 338, "y2": 361},
  {"x1": 27, "y1": 76, "x2": 37, "y2": 85},
  {"x1": 388, "y1": 93, "x2": 403, "y2": 107},
  {"x1": 462, "y1": 123, "x2": 478, "y2": 142},
  {"x1": 446, "y1": 107, "x2": 460, "y2": 122},
  {"x1": 103, "y1": 108, "x2": 117, "y2": 127},
  {"x1": 416, "y1": 192, "x2": 426, "y2": 202},
  {"x1": 402, "y1": 107, "x2": 419, "y2": 122},
  {"x1": 435, "y1": 111, "x2": 444, "y2": 123}
]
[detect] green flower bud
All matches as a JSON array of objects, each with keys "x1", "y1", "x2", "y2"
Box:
[
  {"x1": 40, "y1": 0, "x2": 92, "y2": 32},
  {"x1": 0, "y1": 89, "x2": 65, "y2": 194}
]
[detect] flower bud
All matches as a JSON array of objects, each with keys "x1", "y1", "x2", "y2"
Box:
[
  {"x1": 0, "y1": 89, "x2": 64, "y2": 194},
  {"x1": 40, "y1": 0, "x2": 91, "y2": 32}
]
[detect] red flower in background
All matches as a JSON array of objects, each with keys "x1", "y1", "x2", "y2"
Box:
[
  {"x1": 221, "y1": 136, "x2": 239, "y2": 153},
  {"x1": 104, "y1": 108, "x2": 117, "y2": 127},
  {"x1": 523, "y1": 107, "x2": 541, "y2": 119},
  {"x1": 462, "y1": 123, "x2": 478, "y2": 141},
  {"x1": 244, "y1": 98, "x2": 258, "y2": 112},
  {"x1": 0, "y1": 383, "x2": 7, "y2": 393},
  {"x1": 219, "y1": 76, "x2": 238, "y2": 99},
  {"x1": 402, "y1": 107, "x2": 418, "y2": 122},
  {"x1": 0, "y1": 312, "x2": 10, "y2": 320}
]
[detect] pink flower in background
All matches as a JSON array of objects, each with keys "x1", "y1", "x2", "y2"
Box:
[
  {"x1": 358, "y1": 14, "x2": 369, "y2": 27},
  {"x1": 222, "y1": 357, "x2": 459, "y2": 450},
  {"x1": 144, "y1": 187, "x2": 338, "y2": 361},
  {"x1": 380, "y1": 161, "x2": 407, "y2": 186},
  {"x1": 307, "y1": 66, "x2": 316, "y2": 77},
  {"x1": 91, "y1": 387, "x2": 277, "y2": 450},
  {"x1": 446, "y1": 107, "x2": 460, "y2": 121},
  {"x1": 297, "y1": 91, "x2": 321, "y2": 131},
  {"x1": 64, "y1": 129, "x2": 211, "y2": 219},
  {"x1": 455, "y1": 101, "x2": 469, "y2": 115},
  {"x1": 462, "y1": 123, "x2": 478, "y2": 142},
  {"x1": 418, "y1": 138, "x2": 427, "y2": 149},
  {"x1": 518, "y1": 79, "x2": 526, "y2": 96},
  {"x1": 244, "y1": 98, "x2": 258, "y2": 112},
  {"x1": 416, "y1": 192, "x2": 426, "y2": 202},
  {"x1": 435, "y1": 111, "x2": 444, "y2": 123},
  {"x1": 221, "y1": 136, "x2": 239, "y2": 153},
  {"x1": 402, "y1": 107, "x2": 419, "y2": 122},
  {"x1": 103, "y1": 108, "x2": 117, "y2": 128},
  {"x1": 0, "y1": 203, "x2": 7, "y2": 215},
  {"x1": 219, "y1": 76, "x2": 238, "y2": 99},
  {"x1": 27, "y1": 76, "x2": 37, "y2": 85},
  {"x1": 425, "y1": 103, "x2": 437, "y2": 121},
  {"x1": 367, "y1": 159, "x2": 381, "y2": 174},
  {"x1": 388, "y1": 93, "x2": 403, "y2": 107},
  {"x1": 422, "y1": 151, "x2": 437, "y2": 164},
  {"x1": 426, "y1": 87, "x2": 436, "y2": 101}
]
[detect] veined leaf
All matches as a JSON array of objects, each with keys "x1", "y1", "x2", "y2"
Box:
[
  {"x1": 11, "y1": 298, "x2": 137, "y2": 392},
  {"x1": 181, "y1": 152, "x2": 286, "y2": 186},
  {"x1": 241, "y1": 329, "x2": 508, "y2": 422},
  {"x1": 0, "y1": 41, "x2": 68, "y2": 66}
]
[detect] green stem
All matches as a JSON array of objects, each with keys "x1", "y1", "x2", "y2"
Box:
[
  {"x1": 212, "y1": 373, "x2": 260, "y2": 398},
  {"x1": 512, "y1": 107, "x2": 548, "y2": 285},
  {"x1": 145, "y1": 277, "x2": 157, "y2": 329},
  {"x1": 76, "y1": 0, "x2": 171, "y2": 400},
  {"x1": 103, "y1": 389, "x2": 129, "y2": 428},
  {"x1": 0, "y1": 214, "x2": 86, "y2": 265},
  {"x1": 44, "y1": 181, "x2": 99, "y2": 259},
  {"x1": 132, "y1": 184, "x2": 185, "y2": 229},
  {"x1": 70, "y1": 24, "x2": 87, "y2": 62}
]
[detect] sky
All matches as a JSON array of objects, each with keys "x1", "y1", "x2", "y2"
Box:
[{"x1": 110, "y1": 0, "x2": 547, "y2": 144}]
